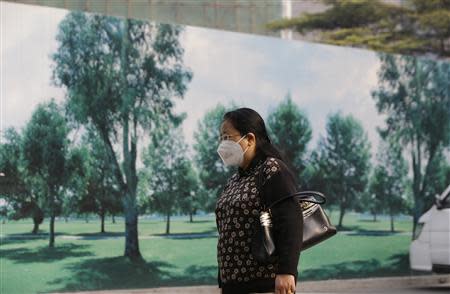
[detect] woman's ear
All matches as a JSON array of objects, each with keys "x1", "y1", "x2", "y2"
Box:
[{"x1": 247, "y1": 132, "x2": 256, "y2": 146}]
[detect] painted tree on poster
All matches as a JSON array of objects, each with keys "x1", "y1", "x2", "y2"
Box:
[
  {"x1": 315, "y1": 112, "x2": 371, "y2": 228},
  {"x1": 193, "y1": 103, "x2": 238, "y2": 212},
  {"x1": 21, "y1": 100, "x2": 84, "y2": 247},
  {"x1": 369, "y1": 139, "x2": 409, "y2": 232},
  {"x1": 0, "y1": 128, "x2": 45, "y2": 233},
  {"x1": 139, "y1": 121, "x2": 198, "y2": 234},
  {"x1": 266, "y1": 94, "x2": 312, "y2": 188},
  {"x1": 51, "y1": 12, "x2": 192, "y2": 260},
  {"x1": 76, "y1": 130, "x2": 123, "y2": 233},
  {"x1": 372, "y1": 54, "x2": 450, "y2": 239}
]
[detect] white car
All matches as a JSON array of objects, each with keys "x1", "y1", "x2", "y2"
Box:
[{"x1": 409, "y1": 184, "x2": 450, "y2": 273}]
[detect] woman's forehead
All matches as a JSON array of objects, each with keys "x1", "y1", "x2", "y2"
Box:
[{"x1": 220, "y1": 120, "x2": 236, "y2": 134}]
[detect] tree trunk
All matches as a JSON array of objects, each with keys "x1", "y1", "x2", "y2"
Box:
[
  {"x1": 411, "y1": 144, "x2": 421, "y2": 241},
  {"x1": 189, "y1": 211, "x2": 193, "y2": 223},
  {"x1": 412, "y1": 198, "x2": 424, "y2": 240},
  {"x1": 32, "y1": 219, "x2": 40, "y2": 234},
  {"x1": 49, "y1": 214, "x2": 55, "y2": 248},
  {"x1": 100, "y1": 212, "x2": 105, "y2": 233},
  {"x1": 112, "y1": 214, "x2": 116, "y2": 224},
  {"x1": 49, "y1": 192, "x2": 56, "y2": 248},
  {"x1": 338, "y1": 205, "x2": 345, "y2": 228},
  {"x1": 85, "y1": 214, "x2": 89, "y2": 223},
  {"x1": 390, "y1": 213, "x2": 395, "y2": 232},
  {"x1": 123, "y1": 195, "x2": 142, "y2": 261},
  {"x1": 166, "y1": 212, "x2": 171, "y2": 235},
  {"x1": 373, "y1": 212, "x2": 377, "y2": 222},
  {"x1": 120, "y1": 19, "x2": 142, "y2": 262},
  {"x1": 32, "y1": 206, "x2": 44, "y2": 234}
]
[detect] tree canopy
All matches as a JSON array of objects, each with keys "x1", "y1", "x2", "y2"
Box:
[{"x1": 267, "y1": 0, "x2": 450, "y2": 58}]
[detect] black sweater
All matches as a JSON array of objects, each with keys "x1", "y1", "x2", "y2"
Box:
[{"x1": 215, "y1": 153, "x2": 303, "y2": 292}]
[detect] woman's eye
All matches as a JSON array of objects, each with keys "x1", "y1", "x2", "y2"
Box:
[{"x1": 219, "y1": 135, "x2": 230, "y2": 141}]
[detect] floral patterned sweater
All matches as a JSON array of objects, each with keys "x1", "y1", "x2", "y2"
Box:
[{"x1": 215, "y1": 153, "x2": 303, "y2": 292}]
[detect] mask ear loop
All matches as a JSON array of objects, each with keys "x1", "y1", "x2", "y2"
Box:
[
  {"x1": 238, "y1": 133, "x2": 250, "y2": 153},
  {"x1": 236, "y1": 133, "x2": 248, "y2": 143},
  {"x1": 236, "y1": 133, "x2": 250, "y2": 154}
]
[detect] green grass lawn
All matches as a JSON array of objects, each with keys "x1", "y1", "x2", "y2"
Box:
[
  {"x1": 1, "y1": 211, "x2": 416, "y2": 294},
  {"x1": 0, "y1": 215, "x2": 217, "y2": 236}
]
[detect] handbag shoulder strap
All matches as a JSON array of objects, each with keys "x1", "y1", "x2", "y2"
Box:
[
  {"x1": 266, "y1": 191, "x2": 327, "y2": 210},
  {"x1": 256, "y1": 163, "x2": 327, "y2": 210},
  {"x1": 256, "y1": 162, "x2": 268, "y2": 211}
]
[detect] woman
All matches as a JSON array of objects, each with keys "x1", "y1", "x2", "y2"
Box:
[{"x1": 215, "y1": 107, "x2": 303, "y2": 294}]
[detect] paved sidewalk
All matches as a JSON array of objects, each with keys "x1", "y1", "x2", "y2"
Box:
[{"x1": 50, "y1": 274, "x2": 450, "y2": 293}]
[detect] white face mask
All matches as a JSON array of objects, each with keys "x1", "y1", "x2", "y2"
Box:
[{"x1": 217, "y1": 134, "x2": 249, "y2": 167}]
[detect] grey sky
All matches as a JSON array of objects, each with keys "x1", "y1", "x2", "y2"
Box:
[
  {"x1": 2, "y1": 1, "x2": 385, "y2": 164},
  {"x1": 178, "y1": 25, "x2": 384, "y2": 157}
]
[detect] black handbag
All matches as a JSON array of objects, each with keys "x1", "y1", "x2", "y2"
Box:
[{"x1": 251, "y1": 164, "x2": 337, "y2": 264}]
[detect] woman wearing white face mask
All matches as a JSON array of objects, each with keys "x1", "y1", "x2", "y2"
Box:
[{"x1": 215, "y1": 107, "x2": 303, "y2": 294}]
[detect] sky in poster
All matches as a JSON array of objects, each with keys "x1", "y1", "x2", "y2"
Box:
[{"x1": 1, "y1": 1, "x2": 385, "y2": 163}]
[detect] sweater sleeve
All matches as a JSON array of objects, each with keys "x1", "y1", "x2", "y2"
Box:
[
  {"x1": 262, "y1": 158, "x2": 303, "y2": 277},
  {"x1": 215, "y1": 214, "x2": 222, "y2": 288}
]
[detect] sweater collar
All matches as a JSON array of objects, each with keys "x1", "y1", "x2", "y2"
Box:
[{"x1": 238, "y1": 152, "x2": 266, "y2": 177}]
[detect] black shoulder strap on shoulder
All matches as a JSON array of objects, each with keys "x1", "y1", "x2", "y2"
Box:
[
  {"x1": 257, "y1": 162, "x2": 327, "y2": 210},
  {"x1": 257, "y1": 163, "x2": 267, "y2": 211}
]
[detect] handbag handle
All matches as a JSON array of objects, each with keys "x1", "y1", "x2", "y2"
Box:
[{"x1": 257, "y1": 163, "x2": 327, "y2": 211}]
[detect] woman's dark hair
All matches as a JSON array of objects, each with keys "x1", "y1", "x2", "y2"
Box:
[{"x1": 222, "y1": 107, "x2": 298, "y2": 182}]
